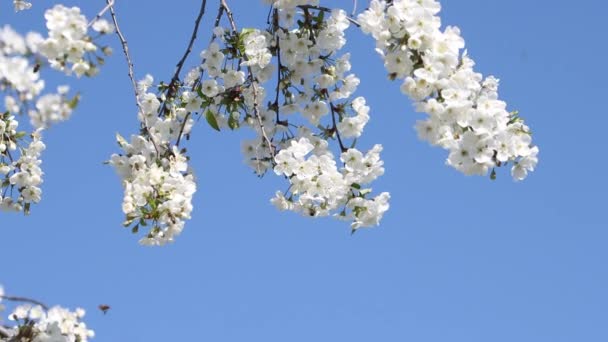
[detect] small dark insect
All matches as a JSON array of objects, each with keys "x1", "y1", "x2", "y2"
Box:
[
  {"x1": 33, "y1": 63, "x2": 41, "y2": 73},
  {"x1": 98, "y1": 304, "x2": 111, "y2": 314}
]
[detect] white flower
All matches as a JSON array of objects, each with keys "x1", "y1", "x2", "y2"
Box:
[
  {"x1": 201, "y1": 79, "x2": 220, "y2": 97},
  {"x1": 92, "y1": 19, "x2": 115, "y2": 34},
  {"x1": 13, "y1": 0, "x2": 32, "y2": 12}
]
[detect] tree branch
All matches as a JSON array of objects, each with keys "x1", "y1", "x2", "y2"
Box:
[
  {"x1": 0, "y1": 294, "x2": 49, "y2": 311},
  {"x1": 221, "y1": 0, "x2": 276, "y2": 158},
  {"x1": 106, "y1": 0, "x2": 141, "y2": 113},
  {"x1": 330, "y1": 102, "x2": 347, "y2": 153},
  {"x1": 106, "y1": 0, "x2": 160, "y2": 155},
  {"x1": 87, "y1": 0, "x2": 114, "y2": 28},
  {"x1": 166, "y1": 0, "x2": 208, "y2": 102}
]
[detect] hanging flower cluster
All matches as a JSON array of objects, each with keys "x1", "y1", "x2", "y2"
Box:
[
  {"x1": 358, "y1": 0, "x2": 538, "y2": 180},
  {"x1": 0, "y1": 285, "x2": 94, "y2": 342},
  {"x1": 109, "y1": 75, "x2": 197, "y2": 246},
  {"x1": 110, "y1": 1, "x2": 392, "y2": 243},
  {"x1": 1, "y1": 6, "x2": 111, "y2": 214},
  {"x1": 110, "y1": 0, "x2": 541, "y2": 244},
  {"x1": 39, "y1": 5, "x2": 113, "y2": 77},
  {"x1": 262, "y1": 4, "x2": 390, "y2": 229},
  {"x1": 193, "y1": 3, "x2": 389, "y2": 233}
]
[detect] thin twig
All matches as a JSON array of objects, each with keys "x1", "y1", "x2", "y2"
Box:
[
  {"x1": 106, "y1": 1, "x2": 141, "y2": 112},
  {"x1": 87, "y1": 0, "x2": 114, "y2": 28},
  {"x1": 220, "y1": 0, "x2": 276, "y2": 158},
  {"x1": 0, "y1": 295, "x2": 49, "y2": 311},
  {"x1": 106, "y1": 0, "x2": 160, "y2": 155},
  {"x1": 191, "y1": 4, "x2": 225, "y2": 91},
  {"x1": 163, "y1": 0, "x2": 207, "y2": 113},
  {"x1": 177, "y1": 3, "x2": 224, "y2": 147},
  {"x1": 272, "y1": 9, "x2": 283, "y2": 125},
  {"x1": 330, "y1": 103, "x2": 347, "y2": 153},
  {"x1": 159, "y1": 0, "x2": 207, "y2": 153}
]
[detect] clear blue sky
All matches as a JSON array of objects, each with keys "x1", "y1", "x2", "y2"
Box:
[{"x1": 2, "y1": 1, "x2": 607, "y2": 341}]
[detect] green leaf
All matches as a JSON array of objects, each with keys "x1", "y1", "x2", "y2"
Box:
[
  {"x1": 490, "y1": 168, "x2": 497, "y2": 180},
  {"x1": 351, "y1": 183, "x2": 361, "y2": 190},
  {"x1": 67, "y1": 93, "x2": 81, "y2": 109},
  {"x1": 131, "y1": 224, "x2": 139, "y2": 234},
  {"x1": 205, "y1": 110, "x2": 221, "y2": 131}
]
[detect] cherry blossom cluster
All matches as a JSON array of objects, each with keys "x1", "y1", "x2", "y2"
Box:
[
  {"x1": 358, "y1": 0, "x2": 538, "y2": 180},
  {"x1": 109, "y1": 75, "x2": 197, "y2": 246},
  {"x1": 0, "y1": 285, "x2": 94, "y2": 342},
  {"x1": 1, "y1": 6, "x2": 110, "y2": 214},
  {"x1": 39, "y1": 5, "x2": 114, "y2": 77},
  {"x1": 262, "y1": 4, "x2": 390, "y2": 230},
  {"x1": 108, "y1": 2, "x2": 390, "y2": 244},
  {"x1": 181, "y1": 4, "x2": 390, "y2": 232}
]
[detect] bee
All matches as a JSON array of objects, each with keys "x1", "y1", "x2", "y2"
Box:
[{"x1": 98, "y1": 304, "x2": 111, "y2": 315}]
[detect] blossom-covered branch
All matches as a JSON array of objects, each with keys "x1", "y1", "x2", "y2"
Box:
[
  {"x1": 0, "y1": 285, "x2": 94, "y2": 341},
  {"x1": 357, "y1": 0, "x2": 538, "y2": 180},
  {"x1": 1, "y1": 4, "x2": 113, "y2": 214}
]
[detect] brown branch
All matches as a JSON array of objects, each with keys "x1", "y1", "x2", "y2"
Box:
[
  {"x1": 177, "y1": 4, "x2": 226, "y2": 148},
  {"x1": 87, "y1": 0, "x2": 114, "y2": 28},
  {"x1": 166, "y1": 0, "x2": 208, "y2": 102},
  {"x1": 106, "y1": 0, "x2": 141, "y2": 112},
  {"x1": 271, "y1": 9, "x2": 283, "y2": 126},
  {"x1": 0, "y1": 294, "x2": 49, "y2": 311},
  {"x1": 330, "y1": 103, "x2": 347, "y2": 153},
  {"x1": 220, "y1": 0, "x2": 276, "y2": 159},
  {"x1": 191, "y1": 4, "x2": 225, "y2": 91},
  {"x1": 106, "y1": 0, "x2": 160, "y2": 155},
  {"x1": 165, "y1": 0, "x2": 207, "y2": 148}
]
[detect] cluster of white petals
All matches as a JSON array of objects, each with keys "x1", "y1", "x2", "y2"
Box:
[
  {"x1": 39, "y1": 5, "x2": 113, "y2": 77},
  {"x1": 106, "y1": 0, "x2": 539, "y2": 242},
  {"x1": 0, "y1": 285, "x2": 94, "y2": 342},
  {"x1": 1, "y1": 5, "x2": 107, "y2": 214},
  {"x1": 358, "y1": 0, "x2": 538, "y2": 180},
  {"x1": 271, "y1": 136, "x2": 389, "y2": 229},
  {"x1": 109, "y1": 76, "x2": 197, "y2": 246}
]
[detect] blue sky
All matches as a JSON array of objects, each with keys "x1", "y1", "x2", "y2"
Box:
[{"x1": 1, "y1": 0, "x2": 607, "y2": 341}]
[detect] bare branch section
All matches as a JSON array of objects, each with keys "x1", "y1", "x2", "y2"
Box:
[
  {"x1": 106, "y1": 0, "x2": 142, "y2": 112},
  {"x1": 159, "y1": 0, "x2": 207, "y2": 142},
  {"x1": 87, "y1": 0, "x2": 114, "y2": 28},
  {"x1": 166, "y1": 0, "x2": 208, "y2": 101},
  {"x1": 220, "y1": 0, "x2": 276, "y2": 158},
  {"x1": 0, "y1": 294, "x2": 49, "y2": 311},
  {"x1": 106, "y1": 0, "x2": 161, "y2": 155}
]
